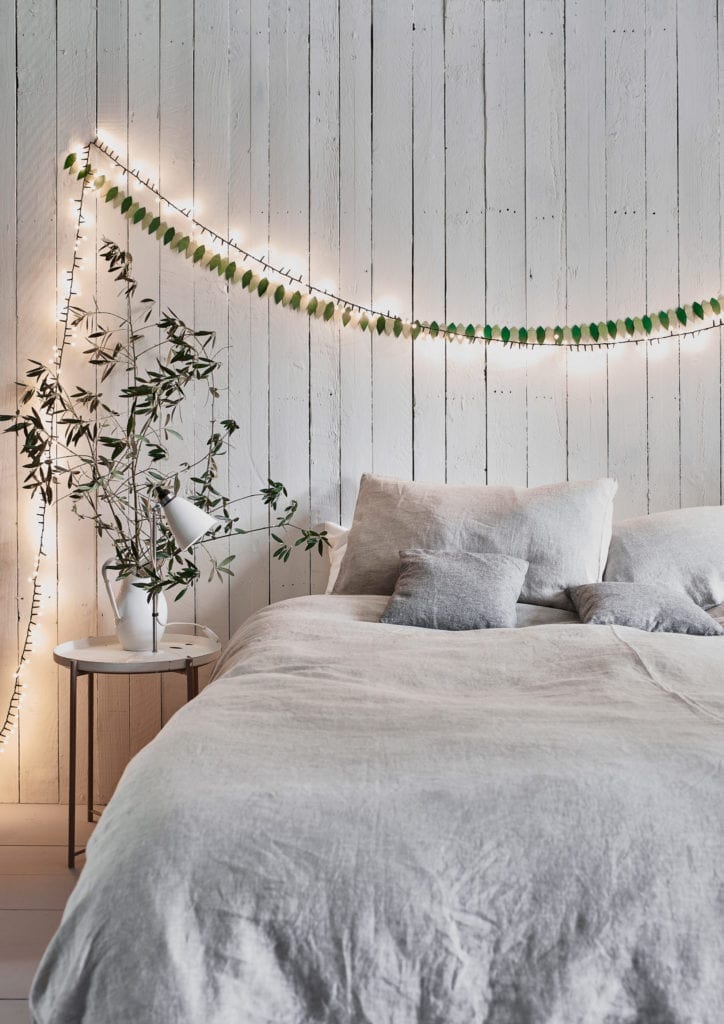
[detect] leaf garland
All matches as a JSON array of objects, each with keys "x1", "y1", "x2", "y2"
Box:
[{"x1": 65, "y1": 147, "x2": 724, "y2": 350}]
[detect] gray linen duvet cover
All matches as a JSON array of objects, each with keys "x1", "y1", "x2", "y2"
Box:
[{"x1": 31, "y1": 595, "x2": 724, "y2": 1024}]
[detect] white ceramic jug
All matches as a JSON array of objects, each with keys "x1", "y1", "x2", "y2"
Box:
[{"x1": 101, "y1": 559, "x2": 167, "y2": 651}]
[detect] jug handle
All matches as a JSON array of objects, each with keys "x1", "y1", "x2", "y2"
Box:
[{"x1": 101, "y1": 558, "x2": 121, "y2": 623}]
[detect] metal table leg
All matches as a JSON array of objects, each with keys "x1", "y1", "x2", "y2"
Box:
[
  {"x1": 87, "y1": 672, "x2": 94, "y2": 823},
  {"x1": 185, "y1": 658, "x2": 198, "y2": 702},
  {"x1": 68, "y1": 661, "x2": 77, "y2": 869}
]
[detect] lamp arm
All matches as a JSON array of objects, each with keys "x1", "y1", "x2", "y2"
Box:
[{"x1": 151, "y1": 502, "x2": 161, "y2": 653}]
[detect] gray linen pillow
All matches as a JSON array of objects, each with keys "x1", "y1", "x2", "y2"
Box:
[
  {"x1": 334, "y1": 474, "x2": 618, "y2": 609},
  {"x1": 568, "y1": 582, "x2": 724, "y2": 636},
  {"x1": 604, "y1": 506, "x2": 724, "y2": 609},
  {"x1": 380, "y1": 550, "x2": 529, "y2": 631}
]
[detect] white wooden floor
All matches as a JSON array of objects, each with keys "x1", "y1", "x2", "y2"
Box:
[{"x1": 0, "y1": 805, "x2": 94, "y2": 1023}]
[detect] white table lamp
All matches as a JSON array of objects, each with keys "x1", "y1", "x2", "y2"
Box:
[{"x1": 151, "y1": 487, "x2": 219, "y2": 652}]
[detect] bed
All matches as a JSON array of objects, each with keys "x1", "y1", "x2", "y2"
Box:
[{"x1": 30, "y1": 592, "x2": 724, "y2": 1023}]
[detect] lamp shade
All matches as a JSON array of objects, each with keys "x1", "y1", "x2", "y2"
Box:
[{"x1": 156, "y1": 488, "x2": 218, "y2": 550}]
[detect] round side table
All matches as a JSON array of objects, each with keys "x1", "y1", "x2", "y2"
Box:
[{"x1": 54, "y1": 631, "x2": 221, "y2": 869}]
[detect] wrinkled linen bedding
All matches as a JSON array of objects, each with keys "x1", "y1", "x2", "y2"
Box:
[{"x1": 31, "y1": 595, "x2": 724, "y2": 1024}]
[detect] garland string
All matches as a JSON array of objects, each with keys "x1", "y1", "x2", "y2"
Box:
[
  {"x1": 0, "y1": 145, "x2": 92, "y2": 753},
  {"x1": 63, "y1": 137, "x2": 724, "y2": 350}
]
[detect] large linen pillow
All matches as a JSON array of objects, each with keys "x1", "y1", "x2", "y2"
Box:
[
  {"x1": 333, "y1": 474, "x2": 618, "y2": 609},
  {"x1": 380, "y1": 550, "x2": 529, "y2": 631},
  {"x1": 604, "y1": 506, "x2": 724, "y2": 609},
  {"x1": 569, "y1": 582, "x2": 724, "y2": 637}
]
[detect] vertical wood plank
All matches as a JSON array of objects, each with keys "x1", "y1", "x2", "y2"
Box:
[
  {"x1": 606, "y1": 0, "x2": 648, "y2": 518},
  {"x1": 159, "y1": 0, "x2": 196, "y2": 719},
  {"x1": 0, "y1": 0, "x2": 19, "y2": 798},
  {"x1": 309, "y1": 0, "x2": 341, "y2": 591},
  {"x1": 411, "y1": 0, "x2": 446, "y2": 484},
  {"x1": 525, "y1": 0, "x2": 567, "y2": 486},
  {"x1": 565, "y1": 0, "x2": 608, "y2": 483},
  {"x1": 677, "y1": 0, "x2": 721, "y2": 508},
  {"x1": 227, "y1": 2, "x2": 271, "y2": 631},
  {"x1": 371, "y1": 0, "x2": 413, "y2": 480},
  {"x1": 127, "y1": 0, "x2": 162, "y2": 751},
  {"x1": 268, "y1": 0, "x2": 310, "y2": 601},
  {"x1": 444, "y1": 0, "x2": 486, "y2": 486},
  {"x1": 17, "y1": 0, "x2": 59, "y2": 802},
  {"x1": 193, "y1": 0, "x2": 230, "y2": 687},
  {"x1": 484, "y1": 0, "x2": 527, "y2": 486},
  {"x1": 56, "y1": 0, "x2": 97, "y2": 803},
  {"x1": 645, "y1": 0, "x2": 680, "y2": 514},
  {"x1": 339, "y1": 0, "x2": 372, "y2": 522},
  {"x1": 95, "y1": 0, "x2": 130, "y2": 805}
]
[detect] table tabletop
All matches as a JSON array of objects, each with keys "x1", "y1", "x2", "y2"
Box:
[{"x1": 53, "y1": 632, "x2": 221, "y2": 674}]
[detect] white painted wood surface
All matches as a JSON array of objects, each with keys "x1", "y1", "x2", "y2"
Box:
[{"x1": 1, "y1": 0, "x2": 722, "y2": 801}]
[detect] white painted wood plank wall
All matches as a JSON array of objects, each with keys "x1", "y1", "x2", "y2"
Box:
[{"x1": 1, "y1": 0, "x2": 722, "y2": 802}]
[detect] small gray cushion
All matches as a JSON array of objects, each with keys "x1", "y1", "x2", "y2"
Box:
[
  {"x1": 380, "y1": 550, "x2": 529, "y2": 631},
  {"x1": 568, "y1": 582, "x2": 724, "y2": 636},
  {"x1": 604, "y1": 506, "x2": 724, "y2": 609},
  {"x1": 334, "y1": 473, "x2": 618, "y2": 609}
]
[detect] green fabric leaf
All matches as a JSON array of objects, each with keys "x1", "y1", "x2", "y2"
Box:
[
  {"x1": 148, "y1": 216, "x2": 161, "y2": 234},
  {"x1": 589, "y1": 322, "x2": 599, "y2": 341},
  {"x1": 257, "y1": 277, "x2": 269, "y2": 297},
  {"x1": 242, "y1": 269, "x2": 253, "y2": 289},
  {"x1": 536, "y1": 326, "x2": 545, "y2": 344},
  {"x1": 675, "y1": 306, "x2": 686, "y2": 325},
  {"x1": 465, "y1": 324, "x2": 476, "y2": 338},
  {"x1": 290, "y1": 289, "x2": 301, "y2": 309},
  {"x1": 208, "y1": 253, "x2": 221, "y2": 271},
  {"x1": 359, "y1": 315, "x2": 369, "y2": 331},
  {"x1": 429, "y1": 321, "x2": 439, "y2": 337},
  {"x1": 163, "y1": 226, "x2": 175, "y2": 245},
  {"x1": 572, "y1": 324, "x2": 581, "y2": 344},
  {"x1": 105, "y1": 186, "x2": 119, "y2": 203},
  {"x1": 411, "y1": 321, "x2": 422, "y2": 340},
  {"x1": 121, "y1": 196, "x2": 133, "y2": 214},
  {"x1": 324, "y1": 301, "x2": 336, "y2": 322},
  {"x1": 519, "y1": 327, "x2": 528, "y2": 343},
  {"x1": 501, "y1": 326, "x2": 510, "y2": 343},
  {"x1": 642, "y1": 315, "x2": 652, "y2": 334},
  {"x1": 607, "y1": 320, "x2": 617, "y2": 339},
  {"x1": 659, "y1": 310, "x2": 670, "y2": 329},
  {"x1": 177, "y1": 236, "x2": 190, "y2": 253},
  {"x1": 132, "y1": 207, "x2": 146, "y2": 224},
  {"x1": 307, "y1": 296, "x2": 318, "y2": 315},
  {"x1": 274, "y1": 284, "x2": 285, "y2": 304},
  {"x1": 554, "y1": 327, "x2": 563, "y2": 344},
  {"x1": 693, "y1": 301, "x2": 704, "y2": 320},
  {"x1": 484, "y1": 325, "x2": 492, "y2": 341},
  {"x1": 63, "y1": 153, "x2": 77, "y2": 170},
  {"x1": 711, "y1": 297, "x2": 721, "y2": 315},
  {"x1": 625, "y1": 317, "x2": 635, "y2": 336},
  {"x1": 225, "y1": 261, "x2": 237, "y2": 280},
  {"x1": 393, "y1": 318, "x2": 403, "y2": 337},
  {"x1": 77, "y1": 165, "x2": 91, "y2": 180},
  {"x1": 376, "y1": 315, "x2": 385, "y2": 334},
  {"x1": 193, "y1": 245, "x2": 205, "y2": 263},
  {"x1": 447, "y1": 322, "x2": 458, "y2": 334},
  {"x1": 342, "y1": 308, "x2": 351, "y2": 326}
]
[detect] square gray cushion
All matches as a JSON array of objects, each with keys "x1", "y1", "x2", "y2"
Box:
[
  {"x1": 334, "y1": 474, "x2": 618, "y2": 609},
  {"x1": 604, "y1": 506, "x2": 724, "y2": 609},
  {"x1": 568, "y1": 582, "x2": 724, "y2": 636},
  {"x1": 380, "y1": 550, "x2": 529, "y2": 631}
]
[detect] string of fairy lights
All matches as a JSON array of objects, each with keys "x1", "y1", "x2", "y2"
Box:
[
  {"x1": 66, "y1": 137, "x2": 724, "y2": 350},
  {"x1": 3, "y1": 135, "x2": 723, "y2": 756},
  {"x1": 0, "y1": 145, "x2": 92, "y2": 754}
]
